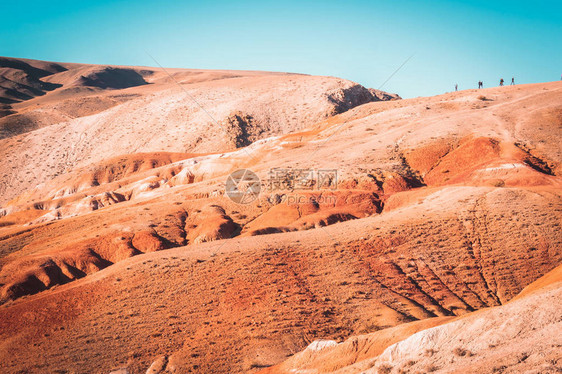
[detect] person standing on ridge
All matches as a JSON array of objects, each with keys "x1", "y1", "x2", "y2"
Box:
[
  {"x1": 500, "y1": 78, "x2": 504, "y2": 86},
  {"x1": 455, "y1": 84, "x2": 458, "y2": 91},
  {"x1": 511, "y1": 77, "x2": 515, "y2": 85}
]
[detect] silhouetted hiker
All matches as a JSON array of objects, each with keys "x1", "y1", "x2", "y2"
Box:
[
  {"x1": 455, "y1": 84, "x2": 458, "y2": 91},
  {"x1": 511, "y1": 77, "x2": 515, "y2": 85},
  {"x1": 478, "y1": 81, "x2": 483, "y2": 89},
  {"x1": 500, "y1": 78, "x2": 504, "y2": 86}
]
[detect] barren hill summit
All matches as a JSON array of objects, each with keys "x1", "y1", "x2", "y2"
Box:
[
  {"x1": 0, "y1": 57, "x2": 560, "y2": 374},
  {"x1": 0, "y1": 57, "x2": 398, "y2": 203}
]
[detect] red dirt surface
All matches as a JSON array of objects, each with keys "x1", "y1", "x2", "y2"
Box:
[{"x1": 0, "y1": 57, "x2": 561, "y2": 373}]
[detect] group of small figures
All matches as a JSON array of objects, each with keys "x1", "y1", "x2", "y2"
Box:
[{"x1": 455, "y1": 77, "x2": 515, "y2": 91}]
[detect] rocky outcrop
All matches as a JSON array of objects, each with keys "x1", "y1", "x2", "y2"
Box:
[
  {"x1": 327, "y1": 84, "x2": 383, "y2": 115},
  {"x1": 223, "y1": 111, "x2": 267, "y2": 148},
  {"x1": 77, "y1": 67, "x2": 148, "y2": 89},
  {"x1": 368, "y1": 88, "x2": 401, "y2": 101},
  {"x1": 186, "y1": 205, "x2": 240, "y2": 244}
]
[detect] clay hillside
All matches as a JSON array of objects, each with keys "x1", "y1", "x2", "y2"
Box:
[{"x1": 0, "y1": 57, "x2": 560, "y2": 374}]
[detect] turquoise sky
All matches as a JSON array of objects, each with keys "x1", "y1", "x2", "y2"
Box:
[{"x1": 1, "y1": 0, "x2": 560, "y2": 98}]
